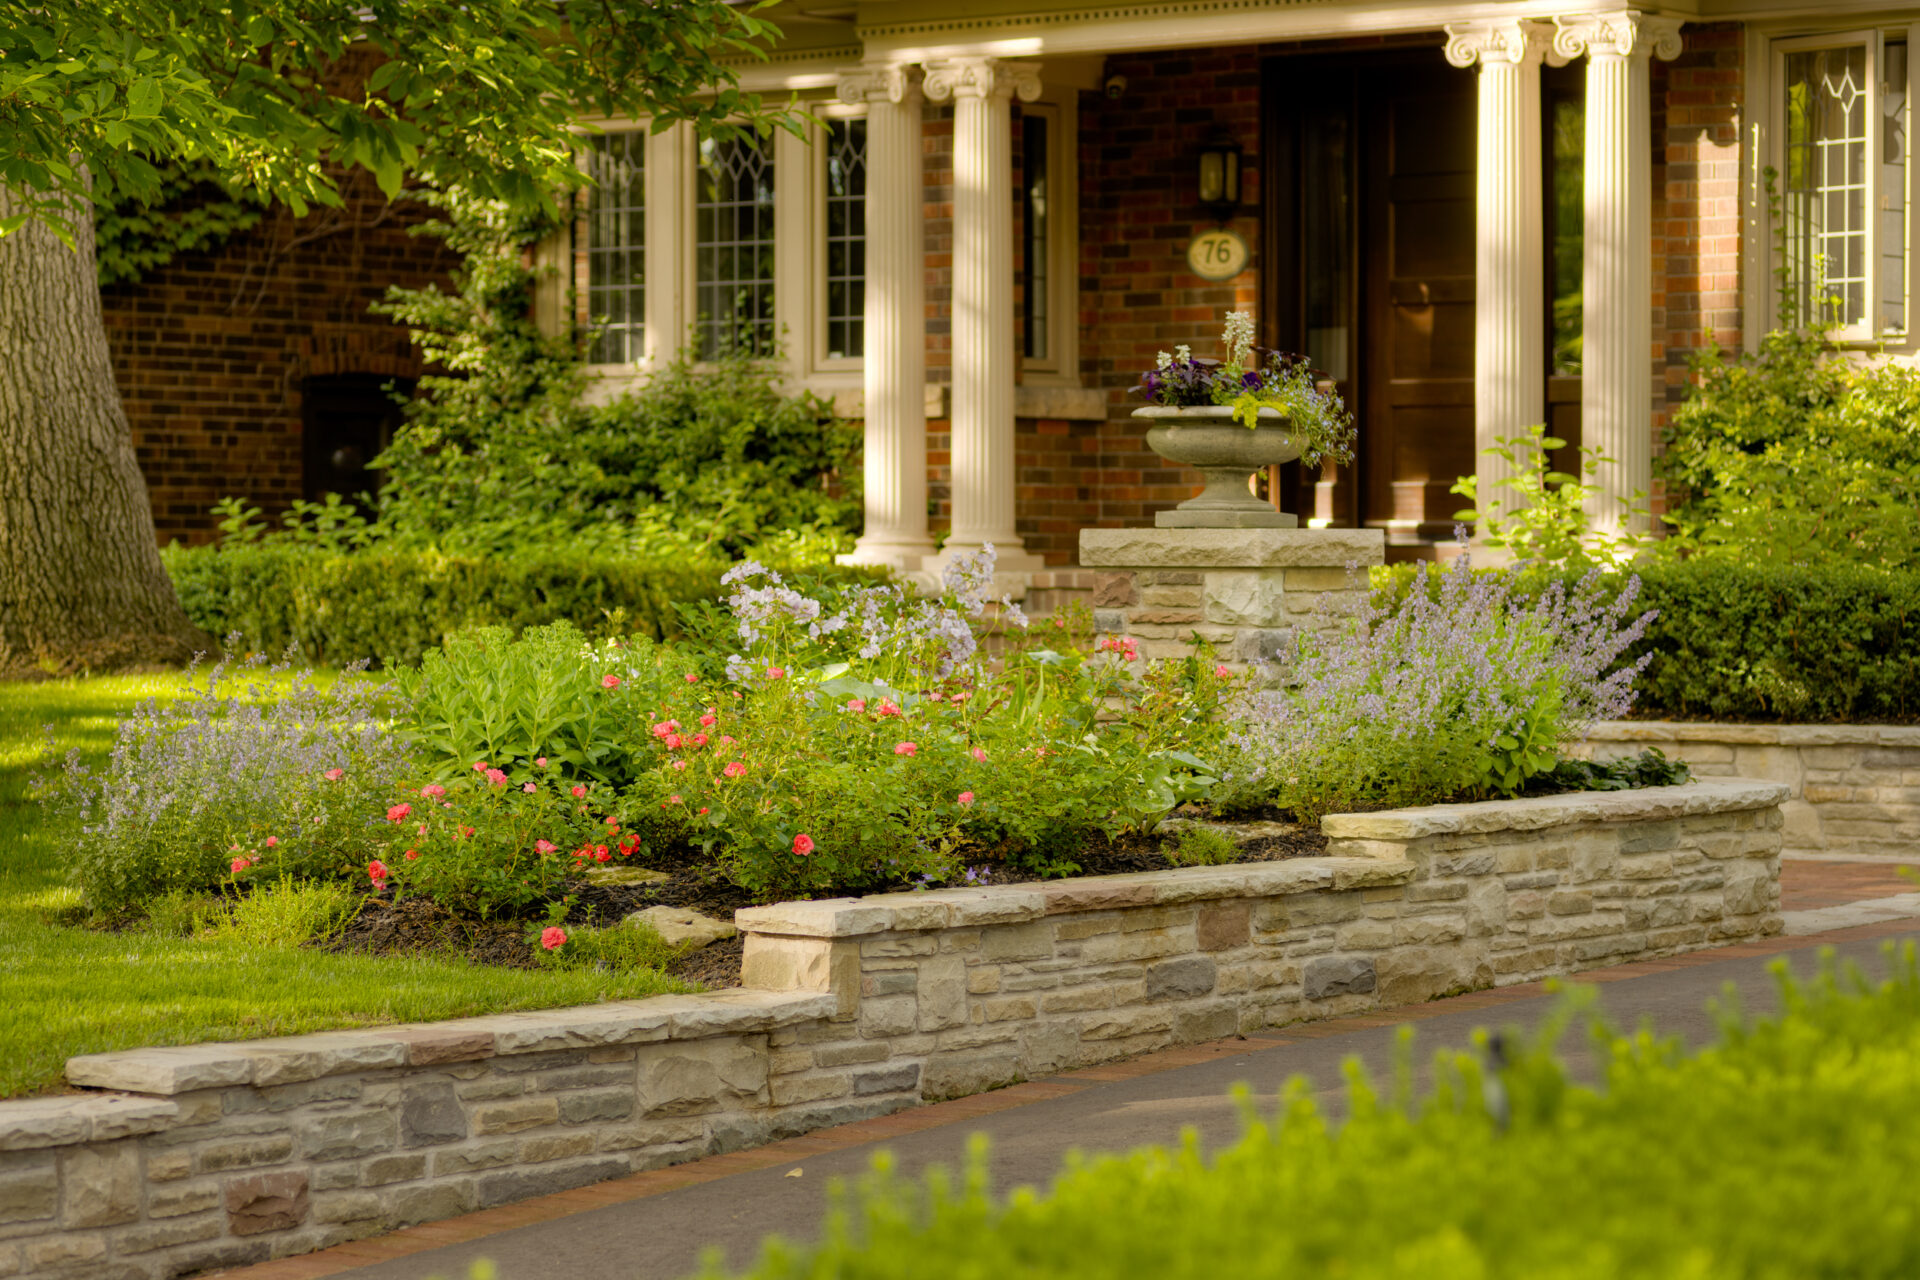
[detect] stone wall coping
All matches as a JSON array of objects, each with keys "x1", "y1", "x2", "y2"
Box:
[
  {"x1": 1319, "y1": 778, "x2": 1790, "y2": 842},
  {"x1": 1587, "y1": 720, "x2": 1920, "y2": 747},
  {"x1": 733, "y1": 857, "x2": 1417, "y2": 939},
  {"x1": 1077, "y1": 527, "x2": 1386, "y2": 569},
  {"x1": 0, "y1": 1093, "x2": 179, "y2": 1152},
  {"x1": 62, "y1": 990, "x2": 838, "y2": 1098}
]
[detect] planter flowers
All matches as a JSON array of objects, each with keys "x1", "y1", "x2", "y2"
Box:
[{"x1": 1131, "y1": 311, "x2": 1356, "y2": 527}]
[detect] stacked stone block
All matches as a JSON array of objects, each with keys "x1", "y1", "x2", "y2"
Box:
[
  {"x1": 1584, "y1": 722, "x2": 1920, "y2": 859},
  {"x1": 1077, "y1": 528, "x2": 1384, "y2": 664},
  {"x1": 1, "y1": 780, "x2": 1783, "y2": 1278}
]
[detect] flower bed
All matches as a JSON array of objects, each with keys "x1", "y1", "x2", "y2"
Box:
[{"x1": 1, "y1": 779, "x2": 1784, "y2": 1279}]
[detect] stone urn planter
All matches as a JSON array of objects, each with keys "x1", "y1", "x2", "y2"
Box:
[{"x1": 1134, "y1": 404, "x2": 1300, "y2": 528}]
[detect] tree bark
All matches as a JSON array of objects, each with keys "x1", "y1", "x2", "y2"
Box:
[{"x1": 0, "y1": 179, "x2": 206, "y2": 677}]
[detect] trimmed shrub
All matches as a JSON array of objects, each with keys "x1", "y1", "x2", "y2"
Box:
[
  {"x1": 710, "y1": 951, "x2": 1920, "y2": 1280},
  {"x1": 163, "y1": 543, "x2": 732, "y2": 667},
  {"x1": 1376, "y1": 560, "x2": 1920, "y2": 723}
]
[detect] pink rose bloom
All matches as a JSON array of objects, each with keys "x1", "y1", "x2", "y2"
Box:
[
  {"x1": 541, "y1": 926, "x2": 568, "y2": 951},
  {"x1": 535, "y1": 840, "x2": 557, "y2": 855},
  {"x1": 957, "y1": 791, "x2": 975, "y2": 806},
  {"x1": 698, "y1": 806, "x2": 710, "y2": 815},
  {"x1": 605, "y1": 816, "x2": 620, "y2": 828},
  {"x1": 894, "y1": 742, "x2": 918, "y2": 757},
  {"x1": 473, "y1": 760, "x2": 489, "y2": 772},
  {"x1": 535, "y1": 757, "x2": 548, "y2": 767},
  {"x1": 877, "y1": 699, "x2": 902, "y2": 717},
  {"x1": 699, "y1": 713, "x2": 717, "y2": 728},
  {"x1": 846, "y1": 698, "x2": 867, "y2": 713},
  {"x1": 767, "y1": 666, "x2": 785, "y2": 679},
  {"x1": 367, "y1": 859, "x2": 388, "y2": 883},
  {"x1": 322, "y1": 768, "x2": 344, "y2": 782},
  {"x1": 403, "y1": 848, "x2": 419, "y2": 861},
  {"x1": 664, "y1": 733, "x2": 683, "y2": 750},
  {"x1": 421, "y1": 783, "x2": 447, "y2": 799},
  {"x1": 672, "y1": 760, "x2": 688, "y2": 771},
  {"x1": 265, "y1": 836, "x2": 278, "y2": 847},
  {"x1": 690, "y1": 733, "x2": 708, "y2": 748},
  {"x1": 792, "y1": 833, "x2": 815, "y2": 856},
  {"x1": 523, "y1": 782, "x2": 537, "y2": 793},
  {"x1": 571, "y1": 785, "x2": 587, "y2": 798},
  {"x1": 928, "y1": 692, "x2": 944, "y2": 702},
  {"x1": 723, "y1": 761, "x2": 747, "y2": 778},
  {"x1": 417, "y1": 822, "x2": 428, "y2": 836},
  {"x1": 971, "y1": 747, "x2": 988, "y2": 763},
  {"x1": 669, "y1": 794, "x2": 682, "y2": 804},
  {"x1": 1214, "y1": 664, "x2": 1232, "y2": 678},
  {"x1": 719, "y1": 735, "x2": 736, "y2": 747},
  {"x1": 230, "y1": 857, "x2": 249, "y2": 874},
  {"x1": 484, "y1": 768, "x2": 509, "y2": 787},
  {"x1": 386, "y1": 803, "x2": 412, "y2": 823},
  {"x1": 684, "y1": 673, "x2": 699, "y2": 684},
  {"x1": 602, "y1": 674, "x2": 622, "y2": 689}
]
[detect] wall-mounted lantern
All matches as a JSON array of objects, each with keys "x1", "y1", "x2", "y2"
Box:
[{"x1": 1197, "y1": 131, "x2": 1241, "y2": 220}]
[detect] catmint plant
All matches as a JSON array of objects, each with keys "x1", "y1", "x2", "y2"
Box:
[
  {"x1": 48, "y1": 649, "x2": 417, "y2": 911},
  {"x1": 1220, "y1": 546, "x2": 1653, "y2": 821}
]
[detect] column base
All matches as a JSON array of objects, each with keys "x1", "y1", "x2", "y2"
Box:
[{"x1": 837, "y1": 536, "x2": 938, "y2": 574}]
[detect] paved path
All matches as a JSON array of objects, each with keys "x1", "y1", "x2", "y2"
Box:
[{"x1": 224, "y1": 857, "x2": 1920, "y2": 1280}]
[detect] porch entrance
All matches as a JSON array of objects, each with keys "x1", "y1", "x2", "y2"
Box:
[{"x1": 1263, "y1": 50, "x2": 1476, "y2": 548}]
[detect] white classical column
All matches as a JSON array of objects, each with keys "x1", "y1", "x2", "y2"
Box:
[
  {"x1": 1445, "y1": 21, "x2": 1553, "y2": 530},
  {"x1": 923, "y1": 57, "x2": 1048, "y2": 581},
  {"x1": 1555, "y1": 12, "x2": 1684, "y2": 537},
  {"x1": 836, "y1": 64, "x2": 936, "y2": 574}
]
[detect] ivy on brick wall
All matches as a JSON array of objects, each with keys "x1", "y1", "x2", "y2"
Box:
[{"x1": 94, "y1": 162, "x2": 267, "y2": 287}]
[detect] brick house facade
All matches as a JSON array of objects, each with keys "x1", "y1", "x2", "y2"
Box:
[{"x1": 110, "y1": 3, "x2": 1901, "y2": 583}]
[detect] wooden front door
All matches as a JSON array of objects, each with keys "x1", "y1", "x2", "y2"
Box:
[{"x1": 1264, "y1": 53, "x2": 1478, "y2": 548}]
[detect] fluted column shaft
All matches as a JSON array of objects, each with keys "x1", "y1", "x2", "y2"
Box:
[
  {"x1": 837, "y1": 65, "x2": 933, "y2": 571},
  {"x1": 1556, "y1": 13, "x2": 1683, "y2": 536},
  {"x1": 1446, "y1": 22, "x2": 1551, "y2": 522},
  {"x1": 925, "y1": 58, "x2": 1041, "y2": 566}
]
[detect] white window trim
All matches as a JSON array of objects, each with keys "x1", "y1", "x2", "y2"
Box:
[
  {"x1": 1019, "y1": 94, "x2": 1082, "y2": 388},
  {"x1": 1746, "y1": 24, "x2": 1920, "y2": 353},
  {"x1": 806, "y1": 102, "x2": 869, "y2": 382}
]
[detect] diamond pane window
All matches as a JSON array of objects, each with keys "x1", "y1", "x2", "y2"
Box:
[
  {"x1": 584, "y1": 133, "x2": 645, "y2": 364},
  {"x1": 825, "y1": 119, "x2": 867, "y2": 360},
  {"x1": 1784, "y1": 45, "x2": 1869, "y2": 327},
  {"x1": 1022, "y1": 113, "x2": 1050, "y2": 362},
  {"x1": 1881, "y1": 40, "x2": 1909, "y2": 334},
  {"x1": 696, "y1": 134, "x2": 777, "y2": 359}
]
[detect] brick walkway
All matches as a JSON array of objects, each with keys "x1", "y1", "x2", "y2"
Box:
[{"x1": 217, "y1": 857, "x2": 1920, "y2": 1280}]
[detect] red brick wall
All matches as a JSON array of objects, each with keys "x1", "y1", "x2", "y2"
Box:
[
  {"x1": 103, "y1": 171, "x2": 455, "y2": 546},
  {"x1": 1655, "y1": 22, "x2": 1744, "y2": 517}
]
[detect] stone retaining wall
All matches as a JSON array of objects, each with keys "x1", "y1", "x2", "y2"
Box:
[
  {"x1": 1585, "y1": 722, "x2": 1920, "y2": 860},
  {"x1": 0, "y1": 780, "x2": 1785, "y2": 1279}
]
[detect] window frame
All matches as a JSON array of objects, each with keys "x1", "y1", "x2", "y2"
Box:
[
  {"x1": 806, "y1": 100, "x2": 870, "y2": 379},
  {"x1": 1759, "y1": 27, "x2": 1918, "y2": 348},
  {"x1": 1017, "y1": 96, "x2": 1082, "y2": 386}
]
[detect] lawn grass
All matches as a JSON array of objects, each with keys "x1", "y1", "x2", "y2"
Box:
[{"x1": 0, "y1": 673, "x2": 690, "y2": 1099}]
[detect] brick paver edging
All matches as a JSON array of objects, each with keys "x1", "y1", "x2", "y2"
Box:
[{"x1": 0, "y1": 779, "x2": 1785, "y2": 1279}]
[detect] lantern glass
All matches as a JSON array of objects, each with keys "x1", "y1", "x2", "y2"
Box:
[{"x1": 1198, "y1": 136, "x2": 1241, "y2": 212}]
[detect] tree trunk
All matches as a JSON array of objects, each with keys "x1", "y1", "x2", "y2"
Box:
[{"x1": 0, "y1": 180, "x2": 206, "y2": 677}]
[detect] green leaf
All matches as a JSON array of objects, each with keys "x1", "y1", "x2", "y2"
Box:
[{"x1": 125, "y1": 77, "x2": 163, "y2": 119}]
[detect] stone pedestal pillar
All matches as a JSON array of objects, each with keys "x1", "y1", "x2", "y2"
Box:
[
  {"x1": 1078, "y1": 528, "x2": 1386, "y2": 667},
  {"x1": 1445, "y1": 21, "x2": 1552, "y2": 522},
  {"x1": 925, "y1": 57, "x2": 1048, "y2": 587},
  {"x1": 836, "y1": 65, "x2": 936, "y2": 576},
  {"x1": 1555, "y1": 13, "x2": 1683, "y2": 537}
]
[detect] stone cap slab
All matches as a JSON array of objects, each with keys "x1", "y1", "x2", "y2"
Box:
[
  {"x1": 1319, "y1": 778, "x2": 1790, "y2": 843},
  {"x1": 1078, "y1": 527, "x2": 1385, "y2": 570},
  {"x1": 735, "y1": 858, "x2": 1417, "y2": 939},
  {"x1": 1587, "y1": 721, "x2": 1920, "y2": 748},
  {"x1": 0, "y1": 1094, "x2": 179, "y2": 1151},
  {"x1": 63, "y1": 990, "x2": 837, "y2": 1097}
]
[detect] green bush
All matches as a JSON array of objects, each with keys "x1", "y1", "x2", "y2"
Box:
[
  {"x1": 164, "y1": 542, "x2": 732, "y2": 668},
  {"x1": 1375, "y1": 560, "x2": 1920, "y2": 723},
  {"x1": 711, "y1": 951, "x2": 1920, "y2": 1280},
  {"x1": 1661, "y1": 325, "x2": 1920, "y2": 568}
]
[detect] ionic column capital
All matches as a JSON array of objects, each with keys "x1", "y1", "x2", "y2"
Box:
[
  {"x1": 836, "y1": 62, "x2": 921, "y2": 106},
  {"x1": 922, "y1": 57, "x2": 1042, "y2": 105},
  {"x1": 1443, "y1": 20, "x2": 1557, "y2": 71},
  {"x1": 1552, "y1": 12, "x2": 1685, "y2": 63}
]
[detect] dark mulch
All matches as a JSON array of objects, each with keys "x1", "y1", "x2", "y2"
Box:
[{"x1": 311, "y1": 812, "x2": 1327, "y2": 987}]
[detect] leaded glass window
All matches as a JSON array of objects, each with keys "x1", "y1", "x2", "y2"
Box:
[
  {"x1": 696, "y1": 133, "x2": 777, "y2": 359},
  {"x1": 584, "y1": 133, "x2": 644, "y2": 364},
  {"x1": 1022, "y1": 113, "x2": 1051, "y2": 362},
  {"x1": 824, "y1": 119, "x2": 866, "y2": 360}
]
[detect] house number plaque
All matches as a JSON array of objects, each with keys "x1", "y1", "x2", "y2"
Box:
[{"x1": 1186, "y1": 228, "x2": 1250, "y2": 281}]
